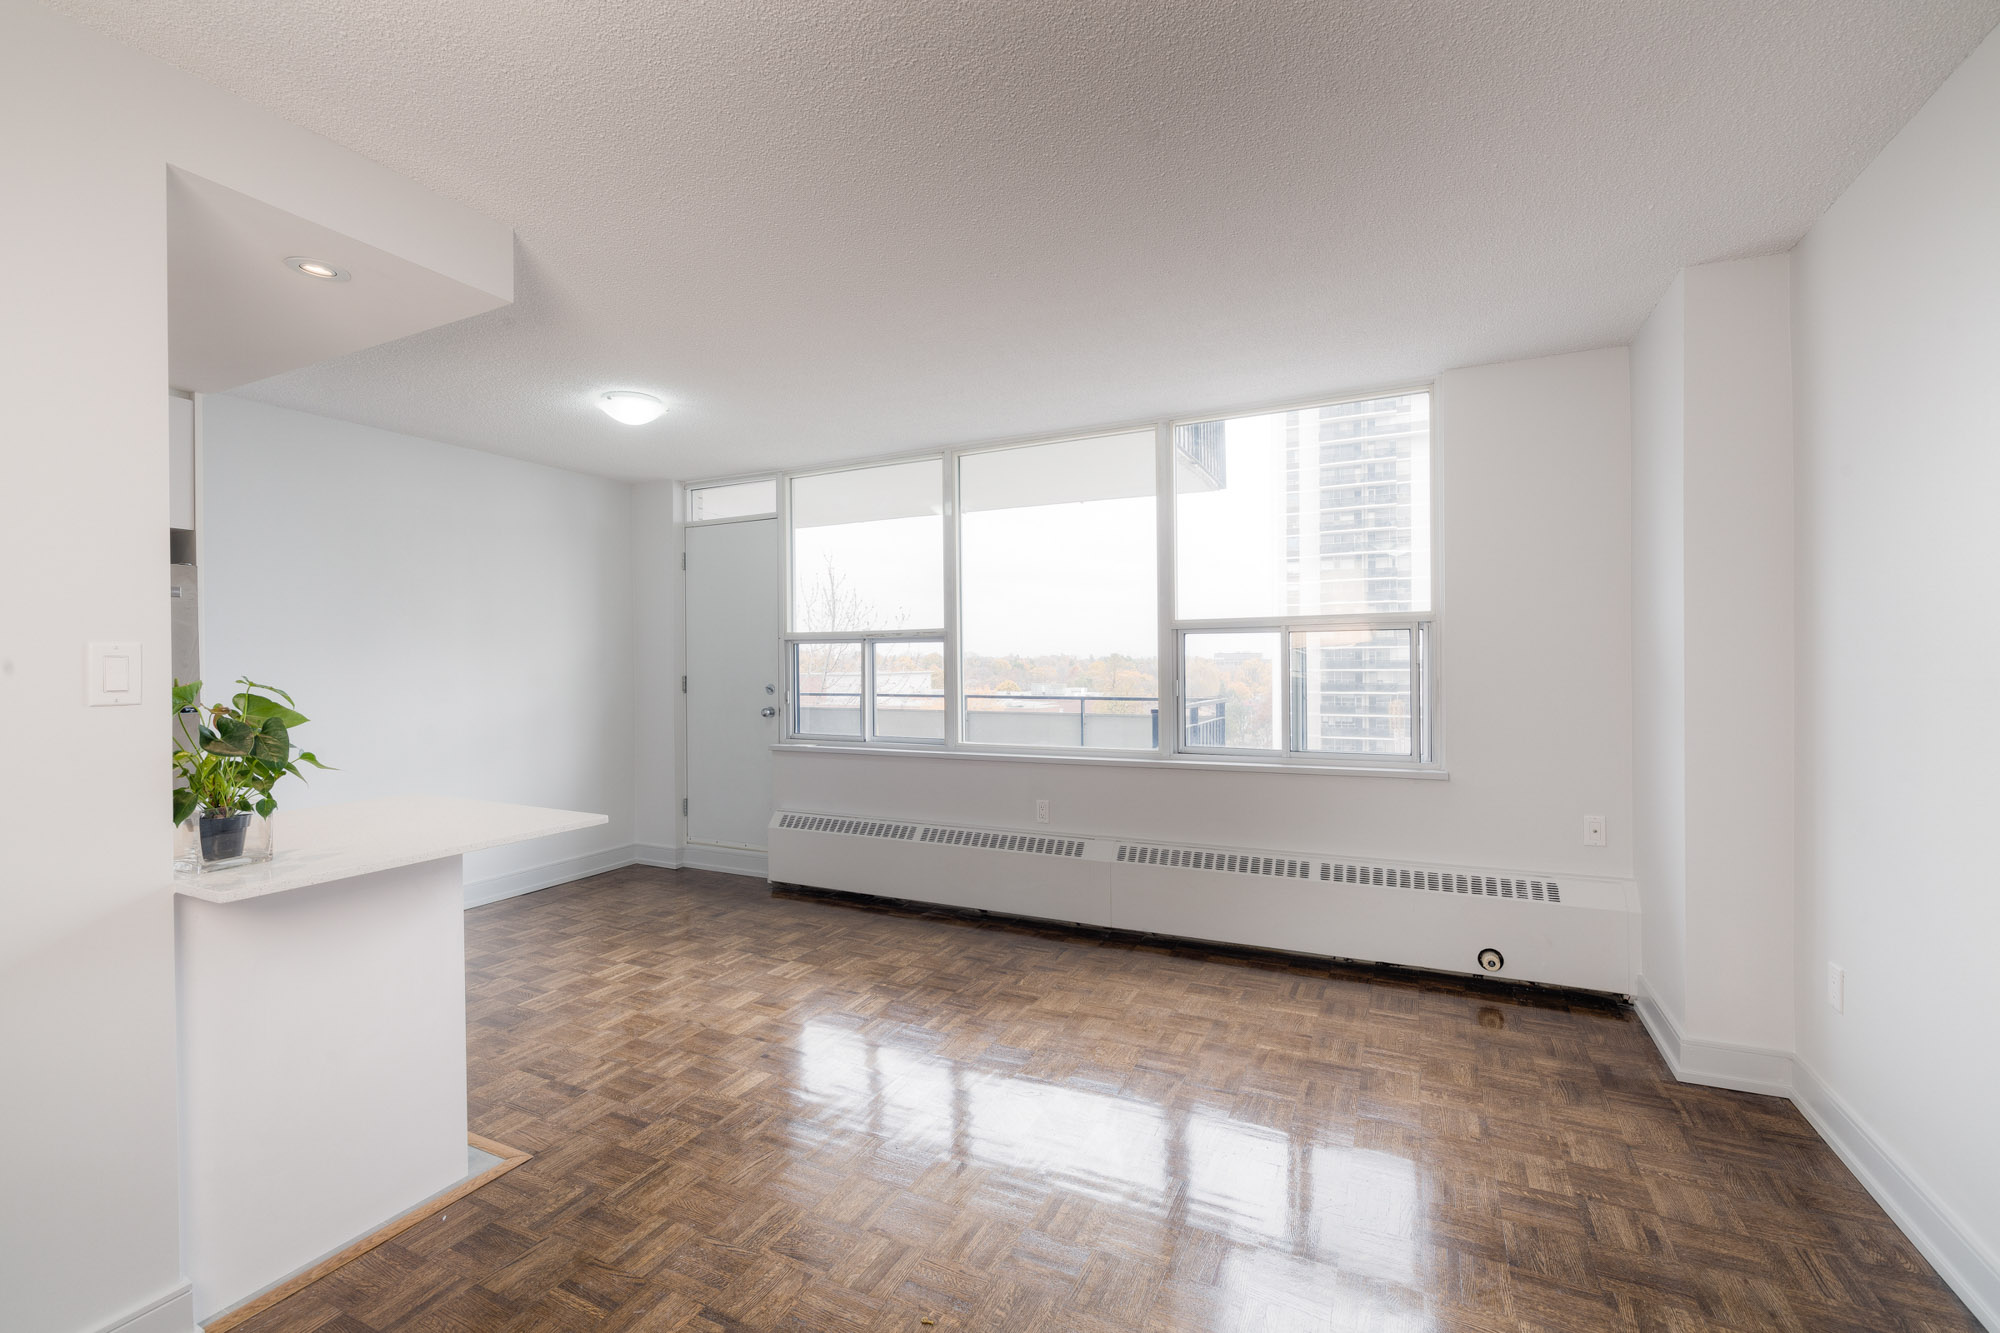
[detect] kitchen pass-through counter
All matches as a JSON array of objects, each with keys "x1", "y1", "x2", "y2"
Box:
[{"x1": 175, "y1": 797, "x2": 607, "y2": 1325}]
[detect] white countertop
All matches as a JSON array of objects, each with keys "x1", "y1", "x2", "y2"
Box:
[{"x1": 174, "y1": 796, "x2": 608, "y2": 904}]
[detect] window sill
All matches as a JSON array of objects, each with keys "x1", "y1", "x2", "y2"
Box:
[{"x1": 771, "y1": 741, "x2": 1449, "y2": 780}]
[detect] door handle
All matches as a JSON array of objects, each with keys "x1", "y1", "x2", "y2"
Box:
[{"x1": 760, "y1": 706, "x2": 777, "y2": 718}]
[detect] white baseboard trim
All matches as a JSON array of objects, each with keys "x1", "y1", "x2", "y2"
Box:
[
  {"x1": 1791, "y1": 1060, "x2": 1999, "y2": 1331},
  {"x1": 1632, "y1": 975, "x2": 1795, "y2": 1097},
  {"x1": 462, "y1": 842, "x2": 769, "y2": 907},
  {"x1": 591, "y1": 840, "x2": 772, "y2": 881},
  {"x1": 626, "y1": 841, "x2": 682, "y2": 869},
  {"x1": 97, "y1": 1282, "x2": 196, "y2": 1333},
  {"x1": 1634, "y1": 979, "x2": 1995, "y2": 1327},
  {"x1": 462, "y1": 843, "x2": 648, "y2": 908},
  {"x1": 676, "y1": 842, "x2": 769, "y2": 880}
]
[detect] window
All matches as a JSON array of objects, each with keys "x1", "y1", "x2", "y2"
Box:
[
  {"x1": 793, "y1": 640, "x2": 862, "y2": 738},
  {"x1": 787, "y1": 460, "x2": 945, "y2": 746},
  {"x1": 959, "y1": 431, "x2": 1157, "y2": 751},
  {"x1": 1175, "y1": 394, "x2": 1429, "y2": 618},
  {"x1": 759, "y1": 386, "x2": 1436, "y2": 767},
  {"x1": 1292, "y1": 627, "x2": 1417, "y2": 756},
  {"x1": 789, "y1": 459, "x2": 943, "y2": 633},
  {"x1": 1182, "y1": 631, "x2": 1281, "y2": 752},
  {"x1": 1174, "y1": 393, "x2": 1431, "y2": 761},
  {"x1": 873, "y1": 639, "x2": 945, "y2": 741},
  {"x1": 688, "y1": 478, "x2": 776, "y2": 522},
  {"x1": 790, "y1": 637, "x2": 946, "y2": 741}
]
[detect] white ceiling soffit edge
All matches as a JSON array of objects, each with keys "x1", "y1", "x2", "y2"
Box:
[{"x1": 167, "y1": 167, "x2": 513, "y2": 394}]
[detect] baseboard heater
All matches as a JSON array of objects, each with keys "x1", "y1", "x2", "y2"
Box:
[{"x1": 766, "y1": 811, "x2": 1638, "y2": 994}]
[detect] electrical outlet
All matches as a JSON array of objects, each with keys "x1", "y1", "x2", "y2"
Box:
[
  {"x1": 1827, "y1": 962, "x2": 1845, "y2": 1013},
  {"x1": 1583, "y1": 814, "x2": 1606, "y2": 846},
  {"x1": 1035, "y1": 799, "x2": 1050, "y2": 824}
]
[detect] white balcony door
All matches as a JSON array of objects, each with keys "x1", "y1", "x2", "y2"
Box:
[{"x1": 685, "y1": 518, "x2": 780, "y2": 852}]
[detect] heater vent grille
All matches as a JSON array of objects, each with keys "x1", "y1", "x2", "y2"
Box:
[
  {"x1": 1320, "y1": 861, "x2": 1561, "y2": 904},
  {"x1": 1116, "y1": 845, "x2": 1313, "y2": 878},
  {"x1": 919, "y1": 826, "x2": 1086, "y2": 857},
  {"x1": 777, "y1": 813, "x2": 1562, "y2": 903},
  {"x1": 776, "y1": 813, "x2": 918, "y2": 841}
]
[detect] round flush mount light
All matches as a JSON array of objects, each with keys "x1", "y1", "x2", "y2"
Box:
[
  {"x1": 283, "y1": 255, "x2": 350, "y2": 282},
  {"x1": 598, "y1": 390, "x2": 667, "y2": 425}
]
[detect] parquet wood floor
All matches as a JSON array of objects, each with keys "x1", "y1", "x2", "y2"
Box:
[{"x1": 229, "y1": 867, "x2": 1978, "y2": 1333}]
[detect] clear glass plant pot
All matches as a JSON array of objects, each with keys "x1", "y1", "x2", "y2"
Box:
[{"x1": 174, "y1": 808, "x2": 274, "y2": 873}]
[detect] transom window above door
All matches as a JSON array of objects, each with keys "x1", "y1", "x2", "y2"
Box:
[{"x1": 686, "y1": 478, "x2": 776, "y2": 522}]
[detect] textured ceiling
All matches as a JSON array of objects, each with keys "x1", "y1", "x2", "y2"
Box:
[{"x1": 51, "y1": 0, "x2": 2000, "y2": 480}]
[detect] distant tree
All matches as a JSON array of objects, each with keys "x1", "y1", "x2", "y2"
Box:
[{"x1": 797, "y1": 555, "x2": 906, "y2": 633}]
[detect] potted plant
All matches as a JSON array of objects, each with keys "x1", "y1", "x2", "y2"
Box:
[{"x1": 172, "y1": 677, "x2": 330, "y2": 869}]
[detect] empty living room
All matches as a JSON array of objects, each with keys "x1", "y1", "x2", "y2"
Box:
[{"x1": 5, "y1": 1, "x2": 1998, "y2": 1330}]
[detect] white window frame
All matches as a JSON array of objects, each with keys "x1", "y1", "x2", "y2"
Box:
[
  {"x1": 781, "y1": 458, "x2": 951, "y2": 748},
  {"x1": 952, "y1": 429, "x2": 1166, "y2": 760},
  {"x1": 1173, "y1": 617, "x2": 1431, "y2": 763},
  {"x1": 864, "y1": 636, "x2": 949, "y2": 745},
  {"x1": 683, "y1": 473, "x2": 779, "y2": 526},
  {"x1": 787, "y1": 634, "x2": 950, "y2": 747},
  {"x1": 1163, "y1": 390, "x2": 1436, "y2": 768},
  {"x1": 786, "y1": 636, "x2": 864, "y2": 742},
  {"x1": 728, "y1": 382, "x2": 1443, "y2": 775}
]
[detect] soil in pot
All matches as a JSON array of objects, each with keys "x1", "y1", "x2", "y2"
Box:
[{"x1": 199, "y1": 811, "x2": 251, "y2": 860}]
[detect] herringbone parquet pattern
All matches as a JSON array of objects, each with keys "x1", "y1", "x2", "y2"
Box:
[{"x1": 230, "y1": 867, "x2": 1978, "y2": 1332}]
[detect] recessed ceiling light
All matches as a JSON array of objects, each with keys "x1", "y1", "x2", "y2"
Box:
[
  {"x1": 598, "y1": 391, "x2": 667, "y2": 425},
  {"x1": 283, "y1": 255, "x2": 350, "y2": 282}
]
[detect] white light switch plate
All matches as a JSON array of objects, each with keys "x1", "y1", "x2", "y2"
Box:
[
  {"x1": 1827, "y1": 962, "x2": 1845, "y2": 1013},
  {"x1": 1583, "y1": 814, "x2": 1606, "y2": 846},
  {"x1": 87, "y1": 641, "x2": 142, "y2": 707}
]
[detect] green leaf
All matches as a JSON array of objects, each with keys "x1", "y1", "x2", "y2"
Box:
[
  {"x1": 172, "y1": 679, "x2": 202, "y2": 710},
  {"x1": 254, "y1": 796, "x2": 277, "y2": 818},
  {"x1": 206, "y1": 717, "x2": 258, "y2": 756},
  {"x1": 233, "y1": 692, "x2": 308, "y2": 728},
  {"x1": 249, "y1": 716, "x2": 291, "y2": 765},
  {"x1": 295, "y1": 750, "x2": 334, "y2": 771},
  {"x1": 235, "y1": 677, "x2": 295, "y2": 706},
  {"x1": 173, "y1": 786, "x2": 199, "y2": 827}
]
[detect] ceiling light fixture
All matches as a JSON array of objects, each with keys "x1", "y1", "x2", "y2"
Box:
[
  {"x1": 598, "y1": 390, "x2": 667, "y2": 425},
  {"x1": 283, "y1": 255, "x2": 350, "y2": 282}
]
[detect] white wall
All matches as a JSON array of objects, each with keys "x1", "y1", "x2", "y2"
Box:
[
  {"x1": 1628, "y1": 255, "x2": 1797, "y2": 1067},
  {"x1": 201, "y1": 396, "x2": 636, "y2": 893},
  {"x1": 0, "y1": 5, "x2": 507, "y2": 1331},
  {"x1": 778, "y1": 347, "x2": 1635, "y2": 881},
  {"x1": 1630, "y1": 275, "x2": 1689, "y2": 1023},
  {"x1": 632, "y1": 481, "x2": 684, "y2": 856},
  {"x1": 1682, "y1": 257, "x2": 1796, "y2": 1054},
  {"x1": 1793, "y1": 22, "x2": 2000, "y2": 1317}
]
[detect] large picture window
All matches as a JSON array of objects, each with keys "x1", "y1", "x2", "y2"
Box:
[
  {"x1": 1174, "y1": 393, "x2": 1431, "y2": 761},
  {"x1": 959, "y1": 431, "x2": 1157, "y2": 751},
  {"x1": 789, "y1": 459, "x2": 943, "y2": 634},
  {"x1": 767, "y1": 387, "x2": 1435, "y2": 767},
  {"x1": 1175, "y1": 394, "x2": 1430, "y2": 619}
]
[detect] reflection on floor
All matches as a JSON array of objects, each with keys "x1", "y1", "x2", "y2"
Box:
[
  {"x1": 793, "y1": 1018, "x2": 1420, "y2": 1293},
  {"x1": 232, "y1": 867, "x2": 1979, "y2": 1332}
]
